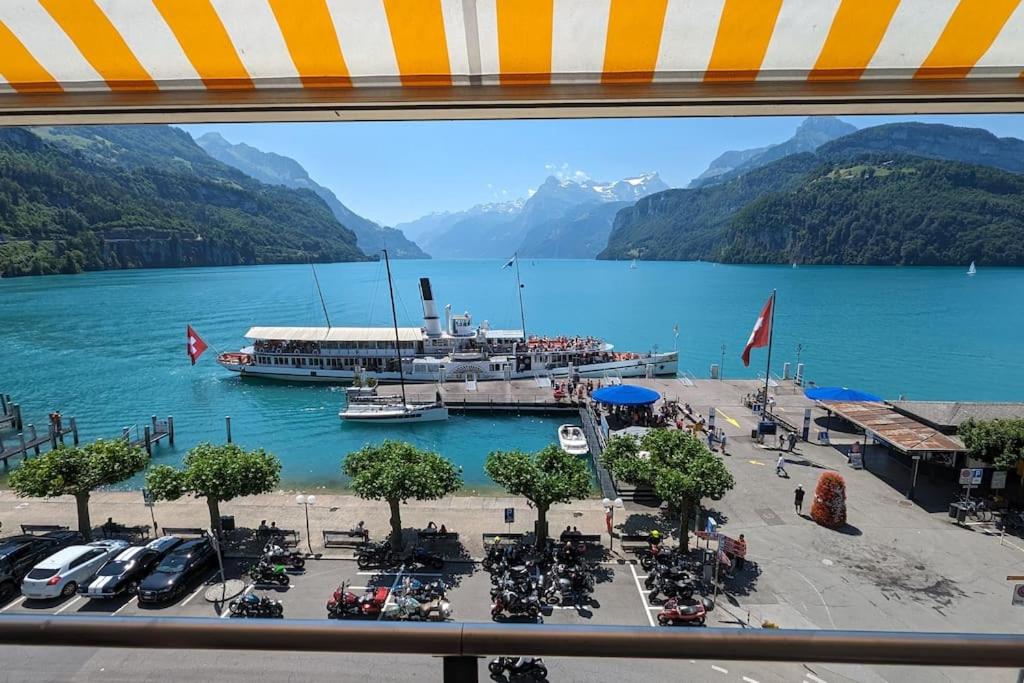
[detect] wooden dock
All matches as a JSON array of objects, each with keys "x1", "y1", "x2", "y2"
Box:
[
  {"x1": 377, "y1": 378, "x2": 583, "y2": 414},
  {"x1": 0, "y1": 394, "x2": 22, "y2": 431}
]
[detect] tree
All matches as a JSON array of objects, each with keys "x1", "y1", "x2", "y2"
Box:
[
  {"x1": 146, "y1": 442, "x2": 280, "y2": 536},
  {"x1": 343, "y1": 440, "x2": 462, "y2": 550},
  {"x1": 959, "y1": 418, "x2": 1024, "y2": 469},
  {"x1": 485, "y1": 444, "x2": 592, "y2": 547},
  {"x1": 810, "y1": 472, "x2": 847, "y2": 529},
  {"x1": 9, "y1": 438, "x2": 148, "y2": 540},
  {"x1": 602, "y1": 430, "x2": 734, "y2": 548}
]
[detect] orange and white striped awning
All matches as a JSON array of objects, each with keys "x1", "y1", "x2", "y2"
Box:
[{"x1": 1, "y1": 0, "x2": 1023, "y2": 122}]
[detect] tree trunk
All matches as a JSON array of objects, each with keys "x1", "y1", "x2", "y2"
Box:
[
  {"x1": 678, "y1": 498, "x2": 691, "y2": 550},
  {"x1": 207, "y1": 498, "x2": 222, "y2": 537},
  {"x1": 75, "y1": 492, "x2": 92, "y2": 541},
  {"x1": 534, "y1": 504, "x2": 549, "y2": 548},
  {"x1": 388, "y1": 498, "x2": 403, "y2": 551}
]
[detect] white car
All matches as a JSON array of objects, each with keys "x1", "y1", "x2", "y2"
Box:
[{"x1": 21, "y1": 540, "x2": 129, "y2": 600}]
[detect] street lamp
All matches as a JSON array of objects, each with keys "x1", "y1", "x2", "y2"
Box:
[
  {"x1": 796, "y1": 343, "x2": 803, "y2": 366},
  {"x1": 602, "y1": 497, "x2": 625, "y2": 551},
  {"x1": 719, "y1": 344, "x2": 726, "y2": 380},
  {"x1": 295, "y1": 494, "x2": 316, "y2": 555}
]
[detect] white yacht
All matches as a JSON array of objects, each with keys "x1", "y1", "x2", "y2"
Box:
[
  {"x1": 218, "y1": 278, "x2": 677, "y2": 385},
  {"x1": 558, "y1": 424, "x2": 589, "y2": 456}
]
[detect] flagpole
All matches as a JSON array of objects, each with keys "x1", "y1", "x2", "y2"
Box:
[
  {"x1": 514, "y1": 253, "x2": 527, "y2": 342},
  {"x1": 763, "y1": 289, "x2": 777, "y2": 418}
]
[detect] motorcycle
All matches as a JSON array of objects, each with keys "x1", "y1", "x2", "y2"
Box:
[
  {"x1": 644, "y1": 564, "x2": 694, "y2": 590},
  {"x1": 262, "y1": 543, "x2": 305, "y2": 570},
  {"x1": 490, "y1": 562, "x2": 535, "y2": 586},
  {"x1": 229, "y1": 593, "x2": 284, "y2": 618},
  {"x1": 382, "y1": 593, "x2": 452, "y2": 621},
  {"x1": 542, "y1": 565, "x2": 593, "y2": 606},
  {"x1": 488, "y1": 656, "x2": 548, "y2": 681},
  {"x1": 356, "y1": 541, "x2": 400, "y2": 570},
  {"x1": 326, "y1": 582, "x2": 390, "y2": 618},
  {"x1": 396, "y1": 577, "x2": 447, "y2": 601},
  {"x1": 656, "y1": 596, "x2": 714, "y2": 626},
  {"x1": 640, "y1": 545, "x2": 689, "y2": 572},
  {"x1": 492, "y1": 589, "x2": 542, "y2": 620},
  {"x1": 248, "y1": 560, "x2": 290, "y2": 586},
  {"x1": 648, "y1": 574, "x2": 695, "y2": 604},
  {"x1": 402, "y1": 545, "x2": 444, "y2": 570}
]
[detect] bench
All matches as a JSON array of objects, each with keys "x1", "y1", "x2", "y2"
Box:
[
  {"x1": 620, "y1": 534, "x2": 655, "y2": 554},
  {"x1": 256, "y1": 527, "x2": 300, "y2": 548},
  {"x1": 482, "y1": 532, "x2": 524, "y2": 546},
  {"x1": 417, "y1": 530, "x2": 459, "y2": 544},
  {"x1": 101, "y1": 523, "x2": 151, "y2": 541},
  {"x1": 323, "y1": 529, "x2": 369, "y2": 548},
  {"x1": 21, "y1": 524, "x2": 68, "y2": 535},
  {"x1": 161, "y1": 527, "x2": 208, "y2": 538},
  {"x1": 559, "y1": 532, "x2": 602, "y2": 545}
]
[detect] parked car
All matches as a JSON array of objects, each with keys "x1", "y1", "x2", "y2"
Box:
[
  {"x1": 21, "y1": 540, "x2": 129, "y2": 600},
  {"x1": 80, "y1": 536, "x2": 184, "y2": 599},
  {"x1": 0, "y1": 531, "x2": 83, "y2": 602},
  {"x1": 137, "y1": 537, "x2": 216, "y2": 605}
]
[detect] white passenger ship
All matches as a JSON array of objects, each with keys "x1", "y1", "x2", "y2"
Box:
[{"x1": 218, "y1": 277, "x2": 678, "y2": 383}]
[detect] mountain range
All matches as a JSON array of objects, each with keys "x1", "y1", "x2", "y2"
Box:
[
  {"x1": 195, "y1": 133, "x2": 427, "y2": 259},
  {"x1": 0, "y1": 125, "x2": 367, "y2": 277},
  {"x1": 600, "y1": 122, "x2": 1024, "y2": 265},
  {"x1": 398, "y1": 172, "x2": 669, "y2": 259}
]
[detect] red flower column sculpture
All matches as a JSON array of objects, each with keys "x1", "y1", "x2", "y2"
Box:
[{"x1": 810, "y1": 472, "x2": 847, "y2": 529}]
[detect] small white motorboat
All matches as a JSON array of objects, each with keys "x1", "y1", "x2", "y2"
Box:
[
  {"x1": 340, "y1": 401, "x2": 448, "y2": 423},
  {"x1": 558, "y1": 424, "x2": 589, "y2": 455}
]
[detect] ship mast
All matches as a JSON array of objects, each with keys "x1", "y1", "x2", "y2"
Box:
[
  {"x1": 383, "y1": 250, "x2": 407, "y2": 405},
  {"x1": 310, "y1": 263, "x2": 331, "y2": 329},
  {"x1": 514, "y1": 253, "x2": 527, "y2": 343}
]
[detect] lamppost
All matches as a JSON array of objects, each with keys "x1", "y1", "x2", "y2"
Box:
[
  {"x1": 719, "y1": 344, "x2": 726, "y2": 380},
  {"x1": 796, "y1": 343, "x2": 803, "y2": 366},
  {"x1": 602, "y1": 497, "x2": 624, "y2": 551},
  {"x1": 295, "y1": 494, "x2": 316, "y2": 555}
]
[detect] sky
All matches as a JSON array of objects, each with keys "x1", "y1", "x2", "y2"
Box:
[{"x1": 180, "y1": 114, "x2": 1024, "y2": 227}]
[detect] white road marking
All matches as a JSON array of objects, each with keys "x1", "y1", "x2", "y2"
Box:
[
  {"x1": 743, "y1": 677, "x2": 760, "y2": 683},
  {"x1": 179, "y1": 584, "x2": 205, "y2": 607},
  {"x1": 710, "y1": 665, "x2": 729, "y2": 674},
  {"x1": 805, "y1": 674, "x2": 827, "y2": 683},
  {"x1": 0, "y1": 596, "x2": 26, "y2": 613},
  {"x1": 54, "y1": 596, "x2": 82, "y2": 615},
  {"x1": 377, "y1": 570, "x2": 404, "y2": 621},
  {"x1": 112, "y1": 600, "x2": 132, "y2": 615},
  {"x1": 628, "y1": 564, "x2": 656, "y2": 627}
]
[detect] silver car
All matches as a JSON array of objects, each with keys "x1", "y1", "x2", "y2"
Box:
[{"x1": 21, "y1": 540, "x2": 129, "y2": 600}]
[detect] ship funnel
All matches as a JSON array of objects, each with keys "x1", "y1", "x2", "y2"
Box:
[{"x1": 419, "y1": 277, "x2": 442, "y2": 337}]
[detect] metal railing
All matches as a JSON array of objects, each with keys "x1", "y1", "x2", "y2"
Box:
[{"x1": 1, "y1": 616, "x2": 1022, "y2": 681}]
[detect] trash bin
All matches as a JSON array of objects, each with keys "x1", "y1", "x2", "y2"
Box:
[
  {"x1": 220, "y1": 515, "x2": 235, "y2": 532},
  {"x1": 750, "y1": 429, "x2": 758, "y2": 439},
  {"x1": 948, "y1": 503, "x2": 959, "y2": 519},
  {"x1": 956, "y1": 505, "x2": 967, "y2": 524}
]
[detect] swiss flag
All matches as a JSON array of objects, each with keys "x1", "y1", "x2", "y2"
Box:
[
  {"x1": 187, "y1": 325, "x2": 208, "y2": 366},
  {"x1": 741, "y1": 294, "x2": 774, "y2": 367}
]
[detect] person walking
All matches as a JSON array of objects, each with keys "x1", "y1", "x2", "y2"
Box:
[
  {"x1": 720, "y1": 431, "x2": 728, "y2": 455},
  {"x1": 788, "y1": 432, "x2": 797, "y2": 452},
  {"x1": 734, "y1": 534, "x2": 747, "y2": 571},
  {"x1": 776, "y1": 454, "x2": 787, "y2": 477},
  {"x1": 794, "y1": 484, "x2": 805, "y2": 513}
]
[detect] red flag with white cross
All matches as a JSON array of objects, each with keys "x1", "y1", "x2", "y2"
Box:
[{"x1": 186, "y1": 325, "x2": 208, "y2": 365}]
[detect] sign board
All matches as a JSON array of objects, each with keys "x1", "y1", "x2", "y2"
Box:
[
  {"x1": 992, "y1": 471, "x2": 1008, "y2": 490},
  {"x1": 503, "y1": 508, "x2": 514, "y2": 524},
  {"x1": 959, "y1": 468, "x2": 972, "y2": 485},
  {"x1": 142, "y1": 488, "x2": 155, "y2": 508},
  {"x1": 972, "y1": 468, "x2": 983, "y2": 485},
  {"x1": 959, "y1": 468, "x2": 984, "y2": 486},
  {"x1": 849, "y1": 451, "x2": 864, "y2": 470},
  {"x1": 1012, "y1": 584, "x2": 1024, "y2": 607},
  {"x1": 817, "y1": 430, "x2": 830, "y2": 445}
]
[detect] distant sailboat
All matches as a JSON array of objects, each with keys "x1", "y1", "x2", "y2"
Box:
[
  {"x1": 630, "y1": 258, "x2": 637, "y2": 270},
  {"x1": 792, "y1": 263, "x2": 798, "y2": 269},
  {"x1": 967, "y1": 261, "x2": 976, "y2": 276}
]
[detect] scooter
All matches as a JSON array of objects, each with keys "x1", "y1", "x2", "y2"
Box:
[
  {"x1": 262, "y1": 543, "x2": 305, "y2": 570},
  {"x1": 229, "y1": 593, "x2": 284, "y2": 618},
  {"x1": 656, "y1": 596, "x2": 713, "y2": 626},
  {"x1": 488, "y1": 656, "x2": 548, "y2": 681},
  {"x1": 248, "y1": 560, "x2": 290, "y2": 586},
  {"x1": 326, "y1": 582, "x2": 390, "y2": 618},
  {"x1": 356, "y1": 541, "x2": 400, "y2": 570}
]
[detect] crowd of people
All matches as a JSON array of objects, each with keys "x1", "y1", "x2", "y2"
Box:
[
  {"x1": 527, "y1": 335, "x2": 604, "y2": 352},
  {"x1": 254, "y1": 339, "x2": 321, "y2": 355}
]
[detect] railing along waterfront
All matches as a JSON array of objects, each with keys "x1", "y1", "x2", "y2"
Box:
[{"x1": 1, "y1": 616, "x2": 1022, "y2": 681}]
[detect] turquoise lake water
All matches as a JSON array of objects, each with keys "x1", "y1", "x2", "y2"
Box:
[{"x1": 1, "y1": 260, "x2": 1021, "y2": 489}]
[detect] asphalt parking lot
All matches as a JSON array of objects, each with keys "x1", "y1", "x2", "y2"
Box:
[{"x1": 0, "y1": 553, "x2": 733, "y2": 628}]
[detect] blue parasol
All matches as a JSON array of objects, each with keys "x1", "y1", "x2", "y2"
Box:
[
  {"x1": 804, "y1": 386, "x2": 882, "y2": 402},
  {"x1": 591, "y1": 384, "x2": 661, "y2": 406}
]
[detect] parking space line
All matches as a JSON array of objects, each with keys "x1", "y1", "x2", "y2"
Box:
[
  {"x1": 180, "y1": 584, "x2": 205, "y2": 607},
  {"x1": 628, "y1": 564, "x2": 656, "y2": 628},
  {"x1": 378, "y1": 570, "x2": 404, "y2": 621},
  {"x1": 710, "y1": 664, "x2": 729, "y2": 674},
  {"x1": 112, "y1": 600, "x2": 133, "y2": 615},
  {"x1": 742, "y1": 676, "x2": 760, "y2": 683},
  {"x1": 0, "y1": 596, "x2": 26, "y2": 613},
  {"x1": 805, "y1": 674, "x2": 827, "y2": 683},
  {"x1": 54, "y1": 596, "x2": 82, "y2": 615}
]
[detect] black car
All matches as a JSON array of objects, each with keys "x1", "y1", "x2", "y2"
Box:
[
  {"x1": 80, "y1": 536, "x2": 184, "y2": 599},
  {"x1": 137, "y1": 537, "x2": 215, "y2": 604},
  {"x1": 0, "y1": 530, "x2": 83, "y2": 602}
]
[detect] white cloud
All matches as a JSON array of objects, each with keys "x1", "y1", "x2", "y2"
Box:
[{"x1": 544, "y1": 162, "x2": 590, "y2": 183}]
